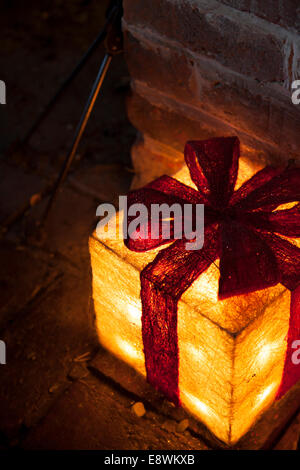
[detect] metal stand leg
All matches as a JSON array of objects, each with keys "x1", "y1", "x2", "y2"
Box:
[
  {"x1": 41, "y1": 53, "x2": 112, "y2": 225},
  {"x1": 23, "y1": 1, "x2": 121, "y2": 145}
]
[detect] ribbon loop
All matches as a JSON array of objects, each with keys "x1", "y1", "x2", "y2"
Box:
[{"x1": 185, "y1": 137, "x2": 240, "y2": 208}]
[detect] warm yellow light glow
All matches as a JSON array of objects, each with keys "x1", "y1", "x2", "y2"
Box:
[
  {"x1": 256, "y1": 341, "x2": 281, "y2": 368},
  {"x1": 114, "y1": 336, "x2": 143, "y2": 361},
  {"x1": 184, "y1": 344, "x2": 207, "y2": 364},
  {"x1": 127, "y1": 302, "x2": 142, "y2": 327},
  {"x1": 183, "y1": 392, "x2": 215, "y2": 419},
  {"x1": 180, "y1": 390, "x2": 224, "y2": 435},
  {"x1": 90, "y1": 159, "x2": 295, "y2": 445},
  {"x1": 275, "y1": 201, "x2": 298, "y2": 211},
  {"x1": 255, "y1": 382, "x2": 277, "y2": 409}
]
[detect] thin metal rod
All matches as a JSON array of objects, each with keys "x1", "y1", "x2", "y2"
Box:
[
  {"x1": 23, "y1": 7, "x2": 117, "y2": 145},
  {"x1": 41, "y1": 53, "x2": 112, "y2": 224}
]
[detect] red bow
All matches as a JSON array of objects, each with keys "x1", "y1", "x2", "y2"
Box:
[{"x1": 125, "y1": 137, "x2": 300, "y2": 405}]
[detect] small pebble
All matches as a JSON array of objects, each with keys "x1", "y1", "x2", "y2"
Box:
[
  {"x1": 132, "y1": 402, "x2": 146, "y2": 418},
  {"x1": 27, "y1": 351, "x2": 36, "y2": 361},
  {"x1": 48, "y1": 383, "x2": 60, "y2": 394},
  {"x1": 30, "y1": 193, "x2": 41, "y2": 207},
  {"x1": 162, "y1": 420, "x2": 176, "y2": 432},
  {"x1": 68, "y1": 363, "x2": 89, "y2": 381},
  {"x1": 176, "y1": 419, "x2": 189, "y2": 433}
]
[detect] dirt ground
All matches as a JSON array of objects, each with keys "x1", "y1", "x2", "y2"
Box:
[{"x1": 0, "y1": 0, "x2": 299, "y2": 450}]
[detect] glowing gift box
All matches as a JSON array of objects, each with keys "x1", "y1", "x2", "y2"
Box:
[{"x1": 89, "y1": 137, "x2": 300, "y2": 445}]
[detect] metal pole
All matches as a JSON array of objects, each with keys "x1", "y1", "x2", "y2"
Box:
[{"x1": 41, "y1": 53, "x2": 112, "y2": 224}]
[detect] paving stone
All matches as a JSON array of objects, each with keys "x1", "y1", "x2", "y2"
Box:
[
  {"x1": 89, "y1": 348, "x2": 221, "y2": 448},
  {"x1": 67, "y1": 362, "x2": 89, "y2": 382},
  {"x1": 24, "y1": 166, "x2": 131, "y2": 268},
  {"x1": 0, "y1": 160, "x2": 46, "y2": 226},
  {"x1": 0, "y1": 0, "x2": 130, "y2": 159},
  {"x1": 90, "y1": 340, "x2": 300, "y2": 449},
  {"x1": 22, "y1": 372, "x2": 208, "y2": 450},
  {"x1": 90, "y1": 347, "x2": 162, "y2": 402},
  {"x1": 0, "y1": 240, "x2": 60, "y2": 331},
  {"x1": 235, "y1": 380, "x2": 300, "y2": 449},
  {"x1": 69, "y1": 164, "x2": 132, "y2": 206},
  {"x1": 274, "y1": 411, "x2": 300, "y2": 450},
  {"x1": 90, "y1": 348, "x2": 188, "y2": 422},
  {"x1": 0, "y1": 152, "x2": 133, "y2": 446},
  {"x1": 177, "y1": 419, "x2": 190, "y2": 433},
  {"x1": 0, "y1": 267, "x2": 98, "y2": 439}
]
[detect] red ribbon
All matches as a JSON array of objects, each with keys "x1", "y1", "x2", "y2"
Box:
[{"x1": 124, "y1": 137, "x2": 300, "y2": 406}]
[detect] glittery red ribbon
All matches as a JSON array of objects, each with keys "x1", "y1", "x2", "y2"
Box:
[{"x1": 125, "y1": 137, "x2": 300, "y2": 405}]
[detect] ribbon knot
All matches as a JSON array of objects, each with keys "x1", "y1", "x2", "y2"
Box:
[{"x1": 124, "y1": 137, "x2": 300, "y2": 406}]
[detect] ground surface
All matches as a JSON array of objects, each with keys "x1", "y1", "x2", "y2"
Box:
[{"x1": 0, "y1": 0, "x2": 299, "y2": 451}]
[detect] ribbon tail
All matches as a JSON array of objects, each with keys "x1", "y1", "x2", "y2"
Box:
[
  {"x1": 141, "y1": 274, "x2": 181, "y2": 405},
  {"x1": 140, "y1": 226, "x2": 220, "y2": 406},
  {"x1": 276, "y1": 285, "x2": 300, "y2": 400}
]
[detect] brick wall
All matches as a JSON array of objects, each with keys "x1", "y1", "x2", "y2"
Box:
[{"x1": 123, "y1": 0, "x2": 300, "y2": 187}]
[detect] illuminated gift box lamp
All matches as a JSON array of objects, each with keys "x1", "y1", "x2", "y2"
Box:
[{"x1": 89, "y1": 137, "x2": 300, "y2": 445}]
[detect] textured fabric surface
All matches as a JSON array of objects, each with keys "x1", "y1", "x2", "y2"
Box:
[{"x1": 124, "y1": 137, "x2": 300, "y2": 405}]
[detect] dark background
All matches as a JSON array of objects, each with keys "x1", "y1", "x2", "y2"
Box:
[{"x1": 0, "y1": 0, "x2": 135, "y2": 170}]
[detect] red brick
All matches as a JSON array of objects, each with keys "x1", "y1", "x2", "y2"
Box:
[
  {"x1": 130, "y1": 136, "x2": 183, "y2": 188},
  {"x1": 219, "y1": 0, "x2": 251, "y2": 10},
  {"x1": 125, "y1": 30, "x2": 300, "y2": 154},
  {"x1": 128, "y1": 89, "x2": 300, "y2": 168},
  {"x1": 219, "y1": 0, "x2": 300, "y2": 32},
  {"x1": 124, "y1": 0, "x2": 286, "y2": 82},
  {"x1": 126, "y1": 92, "x2": 286, "y2": 186},
  {"x1": 124, "y1": 30, "x2": 195, "y2": 105}
]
